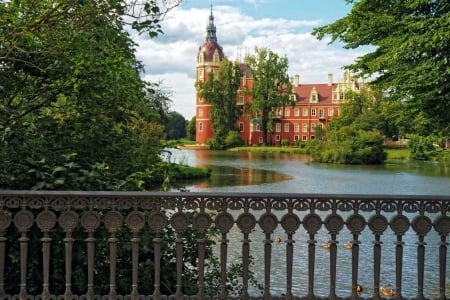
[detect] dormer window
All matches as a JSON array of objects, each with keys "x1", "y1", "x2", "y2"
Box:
[
  {"x1": 213, "y1": 51, "x2": 220, "y2": 62},
  {"x1": 198, "y1": 53, "x2": 204, "y2": 63},
  {"x1": 310, "y1": 87, "x2": 318, "y2": 103},
  {"x1": 289, "y1": 94, "x2": 296, "y2": 101}
]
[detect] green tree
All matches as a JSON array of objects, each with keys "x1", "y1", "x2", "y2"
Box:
[
  {"x1": 198, "y1": 57, "x2": 243, "y2": 149},
  {"x1": 312, "y1": 0, "x2": 450, "y2": 138},
  {"x1": 0, "y1": 0, "x2": 178, "y2": 189},
  {"x1": 166, "y1": 111, "x2": 187, "y2": 140},
  {"x1": 245, "y1": 48, "x2": 293, "y2": 145},
  {"x1": 187, "y1": 116, "x2": 196, "y2": 141},
  {"x1": 308, "y1": 88, "x2": 386, "y2": 164}
]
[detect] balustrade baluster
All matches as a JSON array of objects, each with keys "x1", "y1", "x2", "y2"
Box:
[
  {"x1": 433, "y1": 215, "x2": 450, "y2": 300},
  {"x1": 412, "y1": 215, "x2": 432, "y2": 300},
  {"x1": 58, "y1": 211, "x2": 79, "y2": 300},
  {"x1": 81, "y1": 211, "x2": 101, "y2": 300},
  {"x1": 14, "y1": 210, "x2": 34, "y2": 300},
  {"x1": 324, "y1": 213, "x2": 344, "y2": 300},
  {"x1": 391, "y1": 214, "x2": 410, "y2": 299},
  {"x1": 346, "y1": 213, "x2": 366, "y2": 300},
  {"x1": 0, "y1": 210, "x2": 11, "y2": 299},
  {"x1": 368, "y1": 214, "x2": 388, "y2": 300},
  {"x1": 148, "y1": 211, "x2": 167, "y2": 300},
  {"x1": 259, "y1": 213, "x2": 278, "y2": 300},
  {"x1": 214, "y1": 212, "x2": 234, "y2": 299},
  {"x1": 193, "y1": 212, "x2": 212, "y2": 298},
  {"x1": 237, "y1": 212, "x2": 257, "y2": 300},
  {"x1": 104, "y1": 211, "x2": 123, "y2": 300},
  {"x1": 302, "y1": 213, "x2": 322, "y2": 300},
  {"x1": 170, "y1": 212, "x2": 189, "y2": 300},
  {"x1": 281, "y1": 213, "x2": 300, "y2": 300},
  {"x1": 36, "y1": 209, "x2": 57, "y2": 300}
]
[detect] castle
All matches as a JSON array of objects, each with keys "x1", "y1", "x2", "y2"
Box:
[{"x1": 195, "y1": 8, "x2": 363, "y2": 146}]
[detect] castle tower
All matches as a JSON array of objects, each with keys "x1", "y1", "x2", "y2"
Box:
[{"x1": 195, "y1": 5, "x2": 224, "y2": 144}]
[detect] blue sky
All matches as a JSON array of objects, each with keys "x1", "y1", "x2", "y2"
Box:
[{"x1": 134, "y1": 0, "x2": 364, "y2": 118}]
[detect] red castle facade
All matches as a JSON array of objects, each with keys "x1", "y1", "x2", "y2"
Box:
[{"x1": 195, "y1": 9, "x2": 363, "y2": 146}]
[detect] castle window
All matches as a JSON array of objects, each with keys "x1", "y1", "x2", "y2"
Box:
[
  {"x1": 294, "y1": 108, "x2": 299, "y2": 116},
  {"x1": 284, "y1": 123, "x2": 290, "y2": 133},
  {"x1": 294, "y1": 123, "x2": 299, "y2": 132},
  {"x1": 310, "y1": 87, "x2": 318, "y2": 103},
  {"x1": 302, "y1": 124, "x2": 308, "y2": 133},
  {"x1": 328, "y1": 108, "x2": 334, "y2": 116},
  {"x1": 275, "y1": 135, "x2": 281, "y2": 141},
  {"x1": 319, "y1": 108, "x2": 324, "y2": 118},
  {"x1": 311, "y1": 108, "x2": 316, "y2": 116},
  {"x1": 198, "y1": 109, "x2": 203, "y2": 117},
  {"x1": 239, "y1": 122, "x2": 244, "y2": 132},
  {"x1": 302, "y1": 135, "x2": 307, "y2": 141},
  {"x1": 302, "y1": 108, "x2": 308, "y2": 116},
  {"x1": 289, "y1": 94, "x2": 296, "y2": 101},
  {"x1": 275, "y1": 123, "x2": 281, "y2": 132},
  {"x1": 199, "y1": 122, "x2": 203, "y2": 132},
  {"x1": 198, "y1": 69, "x2": 204, "y2": 81},
  {"x1": 237, "y1": 95, "x2": 244, "y2": 105},
  {"x1": 284, "y1": 108, "x2": 290, "y2": 117},
  {"x1": 294, "y1": 135, "x2": 299, "y2": 141}
]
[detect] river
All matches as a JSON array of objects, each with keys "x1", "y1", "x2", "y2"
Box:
[{"x1": 166, "y1": 148, "x2": 450, "y2": 298}]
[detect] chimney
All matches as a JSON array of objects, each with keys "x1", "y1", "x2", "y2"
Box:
[
  {"x1": 328, "y1": 73, "x2": 333, "y2": 86},
  {"x1": 294, "y1": 74, "x2": 300, "y2": 87}
]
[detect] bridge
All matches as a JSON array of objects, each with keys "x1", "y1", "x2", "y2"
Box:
[{"x1": 0, "y1": 191, "x2": 448, "y2": 300}]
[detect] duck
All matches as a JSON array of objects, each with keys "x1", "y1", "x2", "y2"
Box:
[
  {"x1": 380, "y1": 287, "x2": 395, "y2": 297},
  {"x1": 344, "y1": 242, "x2": 353, "y2": 249},
  {"x1": 322, "y1": 242, "x2": 331, "y2": 249},
  {"x1": 273, "y1": 236, "x2": 282, "y2": 244},
  {"x1": 356, "y1": 284, "x2": 363, "y2": 293}
]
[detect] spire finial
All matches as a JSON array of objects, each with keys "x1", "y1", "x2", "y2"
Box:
[{"x1": 205, "y1": 1, "x2": 217, "y2": 42}]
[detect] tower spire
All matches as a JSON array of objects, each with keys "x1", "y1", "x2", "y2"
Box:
[{"x1": 205, "y1": 3, "x2": 217, "y2": 42}]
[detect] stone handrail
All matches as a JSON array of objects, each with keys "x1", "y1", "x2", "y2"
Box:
[{"x1": 0, "y1": 191, "x2": 449, "y2": 300}]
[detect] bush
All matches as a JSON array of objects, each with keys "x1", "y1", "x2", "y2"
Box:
[{"x1": 225, "y1": 131, "x2": 244, "y2": 148}]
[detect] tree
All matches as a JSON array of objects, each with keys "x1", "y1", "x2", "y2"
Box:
[
  {"x1": 245, "y1": 48, "x2": 293, "y2": 145},
  {"x1": 198, "y1": 57, "x2": 243, "y2": 149},
  {"x1": 187, "y1": 116, "x2": 196, "y2": 141},
  {"x1": 166, "y1": 111, "x2": 187, "y2": 140},
  {"x1": 312, "y1": 0, "x2": 450, "y2": 137},
  {"x1": 0, "y1": 0, "x2": 179, "y2": 189},
  {"x1": 307, "y1": 88, "x2": 386, "y2": 164}
]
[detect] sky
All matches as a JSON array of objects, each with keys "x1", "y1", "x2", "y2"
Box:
[{"x1": 133, "y1": 0, "x2": 366, "y2": 119}]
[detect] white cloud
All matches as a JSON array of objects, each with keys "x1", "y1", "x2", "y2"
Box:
[{"x1": 134, "y1": 4, "x2": 364, "y2": 119}]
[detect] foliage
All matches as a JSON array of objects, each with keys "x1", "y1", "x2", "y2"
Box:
[
  {"x1": 225, "y1": 131, "x2": 245, "y2": 148},
  {"x1": 187, "y1": 116, "x2": 197, "y2": 141},
  {"x1": 245, "y1": 48, "x2": 293, "y2": 145},
  {"x1": 0, "y1": 0, "x2": 175, "y2": 189},
  {"x1": 312, "y1": 0, "x2": 450, "y2": 138},
  {"x1": 307, "y1": 127, "x2": 386, "y2": 164},
  {"x1": 307, "y1": 88, "x2": 386, "y2": 164},
  {"x1": 407, "y1": 134, "x2": 436, "y2": 160},
  {"x1": 165, "y1": 111, "x2": 187, "y2": 140},
  {"x1": 198, "y1": 58, "x2": 243, "y2": 149}
]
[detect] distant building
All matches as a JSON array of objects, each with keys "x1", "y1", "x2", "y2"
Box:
[{"x1": 195, "y1": 8, "x2": 363, "y2": 146}]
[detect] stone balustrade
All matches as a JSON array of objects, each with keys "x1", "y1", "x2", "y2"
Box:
[{"x1": 0, "y1": 191, "x2": 449, "y2": 300}]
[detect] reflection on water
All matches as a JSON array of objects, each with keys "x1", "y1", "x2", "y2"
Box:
[{"x1": 168, "y1": 148, "x2": 450, "y2": 195}]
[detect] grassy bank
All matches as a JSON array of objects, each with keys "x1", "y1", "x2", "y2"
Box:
[{"x1": 230, "y1": 146, "x2": 308, "y2": 154}]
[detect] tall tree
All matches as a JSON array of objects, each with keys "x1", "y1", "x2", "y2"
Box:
[
  {"x1": 312, "y1": 0, "x2": 450, "y2": 137},
  {"x1": 0, "y1": 0, "x2": 179, "y2": 189},
  {"x1": 198, "y1": 57, "x2": 243, "y2": 149},
  {"x1": 166, "y1": 111, "x2": 187, "y2": 140},
  {"x1": 245, "y1": 48, "x2": 293, "y2": 145}
]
